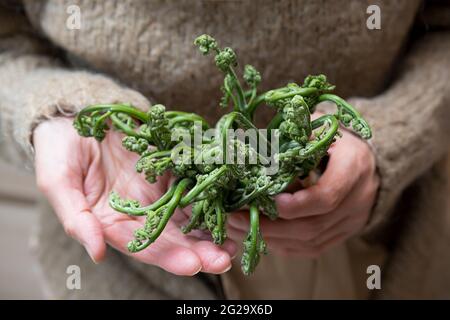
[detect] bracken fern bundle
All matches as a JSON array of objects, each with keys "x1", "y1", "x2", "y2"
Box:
[{"x1": 74, "y1": 35, "x2": 371, "y2": 275}]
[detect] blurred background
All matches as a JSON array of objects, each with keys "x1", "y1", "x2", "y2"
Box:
[{"x1": 0, "y1": 159, "x2": 44, "y2": 299}]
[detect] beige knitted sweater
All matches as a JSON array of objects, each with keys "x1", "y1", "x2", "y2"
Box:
[{"x1": 1, "y1": 0, "x2": 450, "y2": 298}]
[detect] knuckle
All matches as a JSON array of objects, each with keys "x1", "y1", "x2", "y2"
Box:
[
  {"x1": 201, "y1": 260, "x2": 213, "y2": 272},
  {"x1": 322, "y1": 187, "x2": 340, "y2": 210}
]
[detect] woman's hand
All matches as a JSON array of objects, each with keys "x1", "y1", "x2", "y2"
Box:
[
  {"x1": 227, "y1": 129, "x2": 379, "y2": 257},
  {"x1": 34, "y1": 117, "x2": 236, "y2": 275}
]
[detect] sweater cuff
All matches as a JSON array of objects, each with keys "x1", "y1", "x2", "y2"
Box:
[
  {"x1": 341, "y1": 97, "x2": 392, "y2": 241},
  {"x1": 2, "y1": 66, "x2": 150, "y2": 160},
  {"x1": 347, "y1": 93, "x2": 449, "y2": 242}
]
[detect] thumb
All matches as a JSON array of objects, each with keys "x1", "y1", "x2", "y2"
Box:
[
  {"x1": 39, "y1": 181, "x2": 106, "y2": 263},
  {"x1": 34, "y1": 118, "x2": 106, "y2": 263}
]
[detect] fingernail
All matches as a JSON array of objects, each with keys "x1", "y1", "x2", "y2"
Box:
[
  {"x1": 86, "y1": 247, "x2": 98, "y2": 264},
  {"x1": 223, "y1": 264, "x2": 232, "y2": 273},
  {"x1": 190, "y1": 265, "x2": 202, "y2": 276}
]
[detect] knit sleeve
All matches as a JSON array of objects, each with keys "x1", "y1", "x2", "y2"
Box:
[
  {"x1": 0, "y1": 5, "x2": 150, "y2": 164},
  {"x1": 347, "y1": 31, "x2": 450, "y2": 240}
]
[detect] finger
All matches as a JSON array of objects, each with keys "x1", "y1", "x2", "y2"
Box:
[
  {"x1": 104, "y1": 218, "x2": 237, "y2": 275},
  {"x1": 283, "y1": 233, "x2": 350, "y2": 257},
  {"x1": 265, "y1": 231, "x2": 350, "y2": 258},
  {"x1": 185, "y1": 229, "x2": 214, "y2": 241},
  {"x1": 276, "y1": 145, "x2": 360, "y2": 219},
  {"x1": 308, "y1": 216, "x2": 351, "y2": 246},
  {"x1": 264, "y1": 237, "x2": 320, "y2": 258},
  {"x1": 192, "y1": 241, "x2": 234, "y2": 274},
  {"x1": 254, "y1": 183, "x2": 368, "y2": 242},
  {"x1": 226, "y1": 211, "x2": 248, "y2": 229},
  {"x1": 175, "y1": 208, "x2": 238, "y2": 268},
  {"x1": 176, "y1": 217, "x2": 237, "y2": 273},
  {"x1": 104, "y1": 219, "x2": 203, "y2": 276},
  {"x1": 305, "y1": 174, "x2": 375, "y2": 246},
  {"x1": 226, "y1": 225, "x2": 246, "y2": 242},
  {"x1": 261, "y1": 215, "x2": 350, "y2": 249},
  {"x1": 229, "y1": 169, "x2": 371, "y2": 243},
  {"x1": 178, "y1": 214, "x2": 238, "y2": 269},
  {"x1": 183, "y1": 230, "x2": 238, "y2": 259},
  {"x1": 220, "y1": 239, "x2": 238, "y2": 258},
  {"x1": 228, "y1": 212, "x2": 343, "y2": 242},
  {"x1": 42, "y1": 184, "x2": 106, "y2": 263},
  {"x1": 309, "y1": 210, "x2": 368, "y2": 247}
]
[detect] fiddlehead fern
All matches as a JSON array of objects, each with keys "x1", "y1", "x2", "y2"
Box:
[{"x1": 73, "y1": 34, "x2": 372, "y2": 275}]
